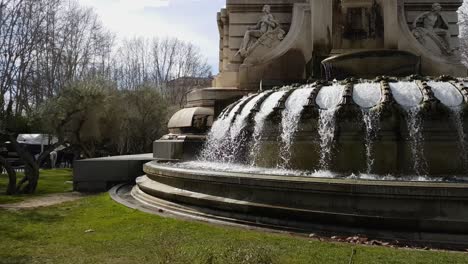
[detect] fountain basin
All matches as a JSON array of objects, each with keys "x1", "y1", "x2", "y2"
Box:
[
  {"x1": 132, "y1": 161, "x2": 468, "y2": 246},
  {"x1": 256, "y1": 117, "x2": 464, "y2": 175},
  {"x1": 200, "y1": 78, "x2": 467, "y2": 176},
  {"x1": 321, "y1": 50, "x2": 421, "y2": 80}
]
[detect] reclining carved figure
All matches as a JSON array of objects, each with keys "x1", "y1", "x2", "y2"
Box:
[
  {"x1": 236, "y1": 5, "x2": 285, "y2": 58},
  {"x1": 412, "y1": 3, "x2": 457, "y2": 55}
]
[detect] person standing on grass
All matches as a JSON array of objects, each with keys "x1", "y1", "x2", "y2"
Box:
[{"x1": 50, "y1": 150, "x2": 57, "y2": 169}]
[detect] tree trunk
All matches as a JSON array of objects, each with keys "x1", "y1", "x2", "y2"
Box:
[
  {"x1": 20, "y1": 163, "x2": 39, "y2": 194},
  {"x1": 9, "y1": 135, "x2": 39, "y2": 194},
  {"x1": 10, "y1": 134, "x2": 64, "y2": 194},
  {"x1": 0, "y1": 155, "x2": 16, "y2": 195}
]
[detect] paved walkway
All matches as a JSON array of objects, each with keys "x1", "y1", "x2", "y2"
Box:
[{"x1": 0, "y1": 192, "x2": 88, "y2": 210}]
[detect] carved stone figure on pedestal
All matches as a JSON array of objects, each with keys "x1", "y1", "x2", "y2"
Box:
[
  {"x1": 412, "y1": 3, "x2": 456, "y2": 56},
  {"x1": 236, "y1": 5, "x2": 285, "y2": 59}
]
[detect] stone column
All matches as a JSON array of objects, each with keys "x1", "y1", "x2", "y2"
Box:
[
  {"x1": 310, "y1": 0, "x2": 333, "y2": 55},
  {"x1": 381, "y1": 0, "x2": 399, "y2": 49},
  {"x1": 217, "y1": 12, "x2": 224, "y2": 73},
  {"x1": 220, "y1": 9, "x2": 230, "y2": 71}
]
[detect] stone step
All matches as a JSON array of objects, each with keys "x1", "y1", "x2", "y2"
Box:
[{"x1": 131, "y1": 175, "x2": 468, "y2": 247}]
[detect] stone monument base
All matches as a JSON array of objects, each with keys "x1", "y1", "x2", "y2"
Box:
[{"x1": 73, "y1": 154, "x2": 153, "y2": 192}]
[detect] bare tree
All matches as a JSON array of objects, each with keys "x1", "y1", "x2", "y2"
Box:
[
  {"x1": 0, "y1": 0, "x2": 49, "y2": 114},
  {"x1": 113, "y1": 38, "x2": 152, "y2": 90},
  {"x1": 0, "y1": 0, "x2": 115, "y2": 194},
  {"x1": 113, "y1": 37, "x2": 211, "y2": 103},
  {"x1": 0, "y1": 0, "x2": 114, "y2": 116},
  {"x1": 0, "y1": 0, "x2": 211, "y2": 194}
]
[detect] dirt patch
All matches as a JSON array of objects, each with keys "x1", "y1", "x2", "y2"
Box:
[{"x1": 0, "y1": 192, "x2": 89, "y2": 210}]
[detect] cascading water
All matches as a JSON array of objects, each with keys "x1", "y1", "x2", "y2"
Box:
[
  {"x1": 316, "y1": 83, "x2": 344, "y2": 169},
  {"x1": 279, "y1": 86, "x2": 313, "y2": 168},
  {"x1": 353, "y1": 82, "x2": 382, "y2": 173},
  {"x1": 406, "y1": 107, "x2": 427, "y2": 175},
  {"x1": 450, "y1": 107, "x2": 467, "y2": 170},
  {"x1": 323, "y1": 62, "x2": 332, "y2": 81},
  {"x1": 317, "y1": 110, "x2": 337, "y2": 170},
  {"x1": 428, "y1": 81, "x2": 467, "y2": 170},
  {"x1": 390, "y1": 82, "x2": 423, "y2": 107},
  {"x1": 353, "y1": 83, "x2": 381, "y2": 108},
  {"x1": 250, "y1": 90, "x2": 288, "y2": 165},
  {"x1": 195, "y1": 79, "x2": 467, "y2": 180},
  {"x1": 429, "y1": 81, "x2": 463, "y2": 107},
  {"x1": 390, "y1": 82, "x2": 426, "y2": 175},
  {"x1": 200, "y1": 96, "x2": 250, "y2": 162},
  {"x1": 361, "y1": 110, "x2": 380, "y2": 173},
  {"x1": 200, "y1": 93, "x2": 267, "y2": 163},
  {"x1": 223, "y1": 93, "x2": 266, "y2": 162}
]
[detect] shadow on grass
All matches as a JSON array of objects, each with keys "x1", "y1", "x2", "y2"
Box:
[
  {"x1": 0, "y1": 209, "x2": 65, "y2": 241},
  {"x1": 0, "y1": 255, "x2": 32, "y2": 264}
]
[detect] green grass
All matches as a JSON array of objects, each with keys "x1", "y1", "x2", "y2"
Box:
[
  {"x1": 0, "y1": 194, "x2": 467, "y2": 264},
  {"x1": 0, "y1": 169, "x2": 73, "y2": 204}
]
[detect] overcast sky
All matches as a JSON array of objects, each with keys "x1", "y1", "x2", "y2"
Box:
[{"x1": 78, "y1": 0, "x2": 225, "y2": 74}]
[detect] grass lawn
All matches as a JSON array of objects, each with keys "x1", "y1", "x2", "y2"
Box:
[
  {"x1": 0, "y1": 169, "x2": 73, "y2": 204},
  {"x1": 0, "y1": 196, "x2": 466, "y2": 263},
  {"x1": 0, "y1": 170, "x2": 467, "y2": 263}
]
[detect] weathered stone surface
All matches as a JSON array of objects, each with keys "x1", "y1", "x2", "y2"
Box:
[
  {"x1": 161, "y1": 0, "x2": 467, "y2": 164},
  {"x1": 74, "y1": 154, "x2": 154, "y2": 192},
  {"x1": 322, "y1": 50, "x2": 421, "y2": 80},
  {"x1": 410, "y1": 3, "x2": 458, "y2": 57},
  {"x1": 108, "y1": 1, "x2": 468, "y2": 247},
  {"x1": 153, "y1": 135, "x2": 205, "y2": 161},
  {"x1": 128, "y1": 161, "x2": 468, "y2": 246}
]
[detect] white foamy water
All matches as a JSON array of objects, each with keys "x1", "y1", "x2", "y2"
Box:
[
  {"x1": 387, "y1": 81, "x2": 428, "y2": 174},
  {"x1": 389, "y1": 81, "x2": 427, "y2": 175},
  {"x1": 200, "y1": 96, "x2": 251, "y2": 162},
  {"x1": 389, "y1": 82, "x2": 423, "y2": 108},
  {"x1": 279, "y1": 86, "x2": 313, "y2": 168},
  {"x1": 314, "y1": 85, "x2": 344, "y2": 170},
  {"x1": 353, "y1": 83, "x2": 381, "y2": 108},
  {"x1": 250, "y1": 90, "x2": 288, "y2": 165},
  {"x1": 348, "y1": 173, "x2": 450, "y2": 182},
  {"x1": 362, "y1": 109, "x2": 381, "y2": 173},
  {"x1": 428, "y1": 81, "x2": 463, "y2": 107},
  {"x1": 168, "y1": 161, "x2": 467, "y2": 183},
  {"x1": 388, "y1": 82, "x2": 427, "y2": 175},
  {"x1": 450, "y1": 107, "x2": 468, "y2": 171},
  {"x1": 318, "y1": 109, "x2": 338, "y2": 170},
  {"x1": 229, "y1": 93, "x2": 265, "y2": 141},
  {"x1": 316, "y1": 84, "x2": 344, "y2": 109},
  {"x1": 315, "y1": 84, "x2": 343, "y2": 169},
  {"x1": 406, "y1": 107, "x2": 427, "y2": 175},
  {"x1": 215, "y1": 93, "x2": 267, "y2": 162}
]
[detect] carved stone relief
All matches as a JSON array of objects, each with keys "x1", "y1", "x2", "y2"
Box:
[
  {"x1": 333, "y1": 0, "x2": 385, "y2": 50},
  {"x1": 236, "y1": 5, "x2": 286, "y2": 60},
  {"x1": 342, "y1": 0, "x2": 383, "y2": 40},
  {"x1": 411, "y1": 3, "x2": 458, "y2": 56}
]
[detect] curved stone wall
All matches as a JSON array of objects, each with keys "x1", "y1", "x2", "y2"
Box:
[
  {"x1": 201, "y1": 77, "x2": 468, "y2": 176},
  {"x1": 132, "y1": 161, "x2": 468, "y2": 246}
]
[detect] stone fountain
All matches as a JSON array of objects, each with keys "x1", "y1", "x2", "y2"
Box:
[{"x1": 113, "y1": 0, "x2": 468, "y2": 247}]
